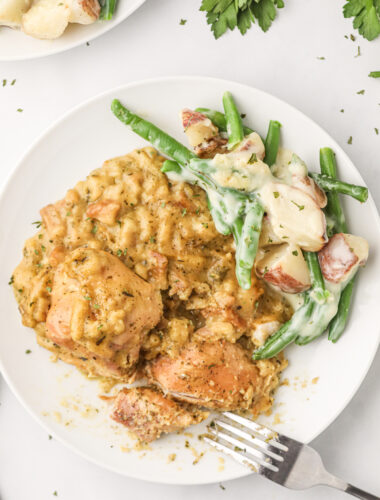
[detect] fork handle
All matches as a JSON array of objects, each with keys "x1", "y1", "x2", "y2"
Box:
[
  {"x1": 344, "y1": 484, "x2": 380, "y2": 500},
  {"x1": 324, "y1": 474, "x2": 380, "y2": 500}
]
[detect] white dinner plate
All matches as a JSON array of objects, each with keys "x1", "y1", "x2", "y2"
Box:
[
  {"x1": 0, "y1": 0, "x2": 145, "y2": 61},
  {"x1": 0, "y1": 77, "x2": 379, "y2": 485}
]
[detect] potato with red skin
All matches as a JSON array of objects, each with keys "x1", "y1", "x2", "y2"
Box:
[
  {"x1": 147, "y1": 339, "x2": 263, "y2": 410},
  {"x1": 261, "y1": 182, "x2": 327, "y2": 252},
  {"x1": 181, "y1": 109, "x2": 227, "y2": 158},
  {"x1": 111, "y1": 387, "x2": 208, "y2": 443},
  {"x1": 318, "y1": 233, "x2": 368, "y2": 283},
  {"x1": 256, "y1": 243, "x2": 311, "y2": 293}
]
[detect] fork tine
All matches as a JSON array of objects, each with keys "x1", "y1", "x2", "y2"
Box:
[
  {"x1": 214, "y1": 418, "x2": 285, "y2": 462},
  {"x1": 208, "y1": 425, "x2": 279, "y2": 472},
  {"x1": 223, "y1": 411, "x2": 289, "y2": 451},
  {"x1": 203, "y1": 435, "x2": 261, "y2": 473}
]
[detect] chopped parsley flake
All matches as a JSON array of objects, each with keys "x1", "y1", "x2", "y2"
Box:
[
  {"x1": 375, "y1": 128, "x2": 379, "y2": 135},
  {"x1": 357, "y1": 89, "x2": 365, "y2": 95},
  {"x1": 179, "y1": 18, "x2": 187, "y2": 25},
  {"x1": 317, "y1": 56, "x2": 325, "y2": 60},
  {"x1": 248, "y1": 153, "x2": 258, "y2": 164},
  {"x1": 116, "y1": 249, "x2": 122, "y2": 256},
  {"x1": 150, "y1": 236, "x2": 156, "y2": 243},
  {"x1": 83, "y1": 296, "x2": 91, "y2": 301},
  {"x1": 91, "y1": 225, "x2": 98, "y2": 234},
  {"x1": 46, "y1": 286, "x2": 52, "y2": 293},
  {"x1": 2, "y1": 79, "x2": 6, "y2": 86},
  {"x1": 348, "y1": 136, "x2": 353, "y2": 144},
  {"x1": 292, "y1": 250, "x2": 299, "y2": 256},
  {"x1": 8, "y1": 276, "x2": 14, "y2": 285},
  {"x1": 181, "y1": 208, "x2": 187, "y2": 217},
  {"x1": 340, "y1": 109, "x2": 345, "y2": 113},
  {"x1": 273, "y1": 191, "x2": 280, "y2": 198},
  {"x1": 291, "y1": 200, "x2": 304, "y2": 210},
  {"x1": 11, "y1": 79, "x2": 16, "y2": 86},
  {"x1": 32, "y1": 220, "x2": 42, "y2": 228},
  {"x1": 369, "y1": 71, "x2": 380, "y2": 78},
  {"x1": 17, "y1": 108, "x2": 23, "y2": 112},
  {"x1": 25, "y1": 349, "x2": 31, "y2": 354}
]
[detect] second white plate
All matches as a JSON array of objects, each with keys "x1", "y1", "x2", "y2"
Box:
[{"x1": 0, "y1": 0, "x2": 146, "y2": 61}]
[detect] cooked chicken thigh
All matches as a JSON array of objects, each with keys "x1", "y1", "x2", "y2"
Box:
[
  {"x1": 148, "y1": 339, "x2": 269, "y2": 411},
  {"x1": 46, "y1": 247, "x2": 162, "y2": 378}
]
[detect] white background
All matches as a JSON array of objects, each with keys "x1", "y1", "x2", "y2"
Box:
[{"x1": 1, "y1": 1, "x2": 380, "y2": 498}]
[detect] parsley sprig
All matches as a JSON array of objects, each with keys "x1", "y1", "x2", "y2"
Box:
[
  {"x1": 200, "y1": 0, "x2": 284, "y2": 39},
  {"x1": 343, "y1": 0, "x2": 380, "y2": 41}
]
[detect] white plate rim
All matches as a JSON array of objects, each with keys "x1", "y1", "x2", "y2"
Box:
[
  {"x1": 0, "y1": 0, "x2": 146, "y2": 62},
  {"x1": 0, "y1": 75, "x2": 379, "y2": 485}
]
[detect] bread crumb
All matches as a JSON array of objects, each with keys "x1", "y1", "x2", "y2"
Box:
[
  {"x1": 218, "y1": 457, "x2": 225, "y2": 472},
  {"x1": 120, "y1": 446, "x2": 131, "y2": 453},
  {"x1": 312, "y1": 376, "x2": 319, "y2": 385},
  {"x1": 167, "y1": 453, "x2": 177, "y2": 463},
  {"x1": 280, "y1": 378, "x2": 289, "y2": 386},
  {"x1": 53, "y1": 411, "x2": 62, "y2": 423}
]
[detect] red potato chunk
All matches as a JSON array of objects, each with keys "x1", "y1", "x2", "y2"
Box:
[
  {"x1": 111, "y1": 387, "x2": 208, "y2": 443},
  {"x1": 69, "y1": 0, "x2": 100, "y2": 24},
  {"x1": 292, "y1": 175, "x2": 327, "y2": 208},
  {"x1": 261, "y1": 182, "x2": 327, "y2": 252},
  {"x1": 181, "y1": 109, "x2": 227, "y2": 158},
  {"x1": 181, "y1": 109, "x2": 219, "y2": 147},
  {"x1": 256, "y1": 243, "x2": 311, "y2": 293},
  {"x1": 318, "y1": 233, "x2": 368, "y2": 283},
  {"x1": 147, "y1": 339, "x2": 262, "y2": 410}
]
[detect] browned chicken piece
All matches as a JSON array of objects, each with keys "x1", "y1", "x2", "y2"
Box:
[
  {"x1": 86, "y1": 199, "x2": 121, "y2": 226},
  {"x1": 148, "y1": 339, "x2": 264, "y2": 411},
  {"x1": 181, "y1": 109, "x2": 227, "y2": 159},
  {"x1": 46, "y1": 247, "x2": 162, "y2": 379},
  {"x1": 111, "y1": 387, "x2": 208, "y2": 443}
]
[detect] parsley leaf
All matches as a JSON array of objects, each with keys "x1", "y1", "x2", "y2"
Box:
[
  {"x1": 343, "y1": 0, "x2": 380, "y2": 41},
  {"x1": 200, "y1": 0, "x2": 282, "y2": 38}
]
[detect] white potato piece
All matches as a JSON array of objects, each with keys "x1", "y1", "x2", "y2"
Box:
[
  {"x1": 68, "y1": 0, "x2": 99, "y2": 24},
  {"x1": 181, "y1": 109, "x2": 218, "y2": 148},
  {"x1": 0, "y1": 0, "x2": 32, "y2": 28},
  {"x1": 258, "y1": 215, "x2": 283, "y2": 247},
  {"x1": 292, "y1": 175, "x2": 327, "y2": 208},
  {"x1": 318, "y1": 233, "x2": 368, "y2": 284},
  {"x1": 251, "y1": 320, "x2": 281, "y2": 346},
  {"x1": 22, "y1": 0, "x2": 70, "y2": 40},
  {"x1": 260, "y1": 182, "x2": 327, "y2": 252},
  {"x1": 256, "y1": 242, "x2": 311, "y2": 293}
]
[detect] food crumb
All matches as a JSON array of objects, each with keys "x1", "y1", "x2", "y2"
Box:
[
  {"x1": 190, "y1": 447, "x2": 205, "y2": 465},
  {"x1": 53, "y1": 411, "x2": 62, "y2": 423},
  {"x1": 218, "y1": 457, "x2": 225, "y2": 472},
  {"x1": 120, "y1": 446, "x2": 131, "y2": 453},
  {"x1": 312, "y1": 376, "x2": 319, "y2": 385},
  {"x1": 167, "y1": 453, "x2": 177, "y2": 463},
  {"x1": 272, "y1": 413, "x2": 284, "y2": 425},
  {"x1": 280, "y1": 378, "x2": 289, "y2": 386},
  {"x1": 219, "y1": 483, "x2": 226, "y2": 490}
]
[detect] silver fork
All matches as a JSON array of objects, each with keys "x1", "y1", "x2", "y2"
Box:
[{"x1": 204, "y1": 412, "x2": 379, "y2": 499}]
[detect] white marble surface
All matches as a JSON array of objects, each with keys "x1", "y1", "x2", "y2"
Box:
[{"x1": 1, "y1": 1, "x2": 380, "y2": 498}]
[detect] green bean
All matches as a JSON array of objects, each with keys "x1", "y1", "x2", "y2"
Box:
[
  {"x1": 195, "y1": 107, "x2": 253, "y2": 135},
  {"x1": 303, "y1": 251, "x2": 328, "y2": 302},
  {"x1": 319, "y1": 148, "x2": 357, "y2": 343},
  {"x1": 222, "y1": 92, "x2": 244, "y2": 149},
  {"x1": 161, "y1": 160, "x2": 182, "y2": 174},
  {"x1": 264, "y1": 120, "x2": 281, "y2": 167},
  {"x1": 252, "y1": 296, "x2": 314, "y2": 360},
  {"x1": 310, "y1": 173, "x2": 368, "y2": 203},
  {"x1": 319, "y1": 148, "x2": 347, "y2": 234},
  {"x1": 328, "y1": 279, "x2": 355, "y2": 342},
  {"x1": 233, "y1": 200, "x2": 264, "y2": 289},
  {"x1": 111, "y1": 99, "x2": 196, "y2": 166},
  {"x1": 99, "y1": 0, "x2": 118, "y2": 20}
]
